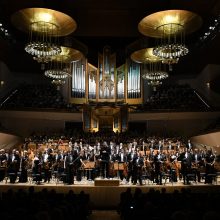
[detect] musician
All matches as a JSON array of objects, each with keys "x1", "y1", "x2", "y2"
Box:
[
  {"x1": 54, "y1": 150, "x2": 64, "y2": 174},
  {"x1": 0, "y1": 149, "x2": 8, "y2": 165},
  {"x1": 169, "y1": 152, "x2": 178, "y2": 182},
  {"x1": 125, "y1": 148, "x2": 135, "y2": 184},
  {"x1": 65, "y1": 151, "x2": 74, "y2": 184},
  {"x1": 181, "y1": 148, "x2": 192, "y2": 184},
  {"x1": 158, "y1": 140, "x2": 163, "y2": 151},
  {"x1": 115, "y1": 149, "x2": 127, "y2": 180},
  {"x1": 100, "y1": 142, "x2": 110, "y2": 179},
  {"x1": 132, "y1": 152, "x2": 143, "y2": 185},
  {"x1": 167, "y1": 141, "x2": 173, "y2": 151},
  {"x1": 192, "y1": 149, "x2": 202, "y2": 182},
  {"x1": 75, "y1": 150, "x2": 84, "y2": 181},
  {"x1": 32, "y1": 153, "x2": 42, "y2": 184},
  {"x1": 7, "y1": 149, "x2": 20, "y2": 183},
  {"x1": 204, "y1": 149, "x2": 216, "y2": 184},
  {"x1": 187, "y1": 139, "x2": 192, "y2": 150},
  {"x1": 153, "y1": 151, "x2": 163, "y2": 185},
  {"x1": 0, "y1": 149, "x2": 8, "y2": 182},
  {"x1": 19, "y1": 150, "x2": 29, "y2": 183},
  {"x1": 42, "y1": 149, "x2": 54, "y2": 183}
]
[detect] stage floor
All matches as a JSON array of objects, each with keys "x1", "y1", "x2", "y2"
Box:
[{"x1": 1, "y1": 177, "x2": 220, "y2": 208}]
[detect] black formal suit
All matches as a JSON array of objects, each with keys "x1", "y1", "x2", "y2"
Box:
[
  {"x1": 100, "y1": 146, "x2": 110, "y2": 178},
  {"x1": 65, "y1": 153, "x2": 74, "y2": 184},
  {"x1": 7, "y1": 153, "x2": 20, "y2": 183},
  {"x1": 132, "y1": 155, "x2": 144, "y2": 185}
]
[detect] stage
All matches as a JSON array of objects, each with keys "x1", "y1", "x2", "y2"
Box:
[{"x1": 0, "y1": 178, "x2": 220, "y2": 208}]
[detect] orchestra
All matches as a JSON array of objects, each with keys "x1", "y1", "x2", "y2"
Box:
[{"x1": 0, "y1": 137, "x2": 219, "y2": 185}]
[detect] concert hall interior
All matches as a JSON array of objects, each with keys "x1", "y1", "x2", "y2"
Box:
[{"x1": 1, "y1": 0, "x2": 220, "y2": 219}]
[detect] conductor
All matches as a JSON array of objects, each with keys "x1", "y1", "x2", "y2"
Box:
[{"x1": 100, "y1": 142, "x2": 110, "y2": 179}]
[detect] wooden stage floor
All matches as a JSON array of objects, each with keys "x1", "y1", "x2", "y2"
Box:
[{"x1": 1, "y1": 178, "x2": 220, "y2": 208}]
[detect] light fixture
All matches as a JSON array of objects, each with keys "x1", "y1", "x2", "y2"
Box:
[
  {"x1": 44, "y1": 46, "x2": 84, "y2": 83},
  {"x1": 138, "y1": 10, "x2": 202, "y2": 71},
  {"x1": 51, "y1": 79, "x2": 66, "y2": 85},
  {"x1": 131, "y1": 48, "x2": 168, "y2": 89},
  {"x1": 11, "y1": 8, "x2": 77, "y2": 69}
]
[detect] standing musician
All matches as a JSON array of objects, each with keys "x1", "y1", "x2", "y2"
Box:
[
  {"x1": 32, "y1": 153, "x2": 42, "y2": 184},
  {"x1": 126, "y1": 148, "x2": 137, "y2": 184},
  {"x1": 53, "y1": 150, "x2": 65, "y2": 175},
  {"x1": 169, "y1": 151, "x2": 178, "y2": 182},
  {"x1": 115, "y1": 149, "x2": 127, "y2": 180},
  {"x1": 65, "y1": 151, "x2": 74, "y2": 184},
  {"x1": 153, "y1": 151, "x2": 163, "y2": 185},
  {"x1": 42, "y1": 149, "x2": 54, "y2": 183},
  {"x1": 0, "y1": 149, "x2": 8, "y2": 182},
  {"x1": 75, "y1": 150, "x2": 85, "y2": 181},
  {"x1": 132, "y1": 152, "x2": 143, "y2": 185},
  {"x1": 19, "y1": 150, "x2": 29, "y2": 183},
  {"x1": 7, "y1": 149, "x2": 20, "y2": 183},
  {"x1": 181, "y1": 148, "x2": 193, "y2": 184},
  {"x1": 192, "y1": 148, "x2": 202, "y2": 182},
  {"x1": 204, "y1": 149, "x2": 216, "y2": 184}
]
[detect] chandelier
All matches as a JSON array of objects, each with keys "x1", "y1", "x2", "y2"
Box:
[
  {"x1": 44, "y1": 46, "x2": 84, "y2": 83},
  {"x1": 131, "y1": 48, "x2": 168, "y2": 89},
  {"x1": 138, "y1": 10, "x2": 202, "y2": 71},
  {"x1": 51, "y1": 79, "x2": 66, "y2": 85},
  {"x1": 11, "y1": 8, "x2": 77, "y2": 69}
]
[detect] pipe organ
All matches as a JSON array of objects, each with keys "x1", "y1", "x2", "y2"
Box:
[{"x1": 69, "y1": 46, "x2": 143, "y2": 132}]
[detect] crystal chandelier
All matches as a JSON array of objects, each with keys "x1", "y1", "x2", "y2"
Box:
[
  {"x1": 138, "y1": 10, "x2": 202, "y2": 71},
  {"x1": 131, "y1": 48, "x2": 168, "y2": 88},
  {"x1": 153, "y1": 23, "x2": 188, "y2": 71},
  {"x1": 44, "y1": 46, "x2": 83, "y2": 83},
  {"x1": 25, "y1": 21, "x2": 61, "y2": 69},
  {"x1": 11, "y1": 8, "x2": 77, "y2": 70},
  {"x1": 142, "y1": 61, "x2": 169, "y2": 89},
  {"x1": 51, "y1": 79, "x2": 66, "y2": 85}
]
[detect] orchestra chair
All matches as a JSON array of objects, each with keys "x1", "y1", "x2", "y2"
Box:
[
  {"x1": 58, "y1": 172, "x2": 67, "y2": 184},
  {"x1": 162, "y1": 172, "x2": 174, "y2": 186},
  {"x1": 141, "y1": 174, "x2": 154, "y2": 185},
  {"x1": 216, "y1": 171, "x2": 220, "y2": 183},
  {"x1": 51, "y1": 170, "x2": 59, "y2": 185},
  {"x1": 186, "y1": 173, "x2": 197, "y2": 184},
  {"x1": 8, "y1": 172, "x2": 16, "y2": 184},
  {"x1": 206, "y1": 173, "x2": 217, "y2": 184}
]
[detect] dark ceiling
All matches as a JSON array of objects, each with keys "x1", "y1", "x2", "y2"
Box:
[{"x1": 0, "y1": 0, "x2": 220, "y2": 76}]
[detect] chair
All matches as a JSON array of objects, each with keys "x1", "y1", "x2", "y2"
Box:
[
  {"x1": 206, "y1": 173, "x2": 217, "y2": 184},
  {"x1": 186, "y1": 173, "x2": 197, "y2": 184},
  {"x1": 8, "y1": 172, "x2": 16, "y2": 183},
  {"x1": 162, "y1": 172, "x2": 173, "y2": 185},
  {"x1": 141, "y1": 174, "x2": 153, "y2": 185}
]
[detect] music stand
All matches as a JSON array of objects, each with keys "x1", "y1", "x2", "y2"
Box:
[
  {"x1": 114, "y1": 162, "x2": 124, "y2": 179},
  {"x1": 84, "y1": 161, "x2": 95, "y2": 181}
]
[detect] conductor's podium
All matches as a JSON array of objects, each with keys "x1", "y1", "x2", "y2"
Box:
[{"x1": 94, "y1": 178, "x2": 120, "y2": 186}]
